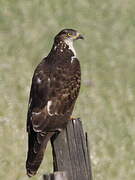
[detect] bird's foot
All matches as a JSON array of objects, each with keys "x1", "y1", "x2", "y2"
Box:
[
  {"x1": 70, "y1": 117, "x2": 79, "y2": 121},
  {"x1": 70, "y1": 117, "x2": 75, "y2": 121}
]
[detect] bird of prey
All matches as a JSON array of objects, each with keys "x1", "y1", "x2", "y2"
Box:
[{"x1": 26, "y1": 29, "x2": 84, "y2": 177}]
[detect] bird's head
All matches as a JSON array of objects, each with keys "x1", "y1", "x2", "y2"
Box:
[{"x1": 54, "y1": 29, "x2": 84, "y2": 43}]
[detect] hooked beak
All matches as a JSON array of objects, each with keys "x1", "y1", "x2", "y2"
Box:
[{"x1": 76, "y1": 33, "x2": 84, "y2": 40}]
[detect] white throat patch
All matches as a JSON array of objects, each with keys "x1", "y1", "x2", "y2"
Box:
[{"x1": 64, "y1": 39, "x2": 76, "y2": 57}]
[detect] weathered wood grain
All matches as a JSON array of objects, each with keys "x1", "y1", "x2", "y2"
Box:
[
  {"x1": 43, "y1": 171, "x2": 68, "y2": 180},
  {"x1": 50, "y1": 118, "x2": 92, "y2": 180}
]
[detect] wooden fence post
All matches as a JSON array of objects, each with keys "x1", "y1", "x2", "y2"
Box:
[
  {"x1": 43, "y1": 171, "x2": 68, "y2": 180},
  {"x1": 50, "y1": 118, "x2": 92, "y2": 180}
]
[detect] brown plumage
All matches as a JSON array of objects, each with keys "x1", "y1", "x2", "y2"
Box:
[{"x1": 26, "y1": 29, "x2": 84, "y2": 177}]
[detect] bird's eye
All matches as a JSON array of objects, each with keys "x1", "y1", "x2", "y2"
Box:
[{"x1": 67, "y1": 33, "x2": 71, "y2": 37}]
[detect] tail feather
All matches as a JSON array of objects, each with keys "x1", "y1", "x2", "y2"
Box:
[{"x1": 26, "y1": 130, "x2": 55, "y2": 177}]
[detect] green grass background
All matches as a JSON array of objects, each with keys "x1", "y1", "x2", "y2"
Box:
[{"x1": 0, "y1": 0, "x2": 135, "y2": 179}]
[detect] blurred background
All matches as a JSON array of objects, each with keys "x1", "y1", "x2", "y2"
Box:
[{"x1": 0, "y1": 0, "x2": 135, "y2": 179}]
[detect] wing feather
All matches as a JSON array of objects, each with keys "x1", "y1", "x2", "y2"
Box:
[{"x1": 27, "y1": 58, "x2": 81, "y2": 133}]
